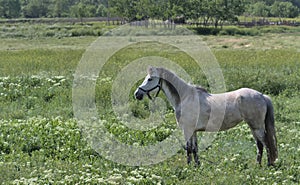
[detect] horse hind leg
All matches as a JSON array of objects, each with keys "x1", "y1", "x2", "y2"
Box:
[
  {"x1": 255, "y1": 139, "x2": 264, "y2": 165},
  {"x1": 252, "y1": 128, "x2": 271, "y2": 166}
]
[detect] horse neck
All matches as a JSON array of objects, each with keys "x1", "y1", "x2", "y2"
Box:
[
  {"x1": 161, "y1": 79, "x2": 180, "y2": 108},
  {"x1": 158, "y1": 68, "x2": 191, "y2": 109}
]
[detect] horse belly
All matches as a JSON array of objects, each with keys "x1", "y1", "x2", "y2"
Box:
[
  {"x1": 219, "y1": 107, "x2": 243, "y2": 131},
  {"x1": 201, "y1": 93, "x2": 243, "y2": 132}
]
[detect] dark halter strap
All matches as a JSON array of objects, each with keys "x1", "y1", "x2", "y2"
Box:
[{"x1": 138, "y1": 79, "x2": 162, "y2": 100}]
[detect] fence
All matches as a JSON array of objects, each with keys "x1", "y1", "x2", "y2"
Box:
[{"x1": 0, "y1": 17, "x2": 124, "y2": 24}]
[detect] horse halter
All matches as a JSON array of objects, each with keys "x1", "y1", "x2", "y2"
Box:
[{"x1": 138, "y1": 78, "x2": 162, "y2": 100}]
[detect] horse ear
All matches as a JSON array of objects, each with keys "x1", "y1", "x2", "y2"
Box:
[
  {"x1": 147, "y1": 66, "x2": 154, "y2": 74},
  {"x1": 147, "y1": 66, "x2": 159, "y2": 77}
]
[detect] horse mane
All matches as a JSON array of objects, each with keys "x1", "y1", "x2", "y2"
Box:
[
  {"x1": 195, "y1": 86, "x2": 208, "y2": 93},
  {"x1": 156, "y1": 67, "x2": 208, "y2": 93},
  {"x1": 156, "y1": 67, "x2": 187, "y2": 86}
]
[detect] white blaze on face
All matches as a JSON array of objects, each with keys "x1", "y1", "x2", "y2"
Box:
[
  {"x1": 139, "y1": 74, "x2": 160, "y2": 92},
  {"x1": 140, "y1": 74, "x2": 151, "y2": 87},
  {"x1": 134, "y1": 73, "x2": 161, "y2": 100}
]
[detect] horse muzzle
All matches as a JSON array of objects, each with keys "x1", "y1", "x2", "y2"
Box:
[{"x1": 134, "y1": 89, "x2": 144, "y2": 100}]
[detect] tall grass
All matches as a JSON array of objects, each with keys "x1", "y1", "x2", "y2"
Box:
[
  {"x1": 1, "y1": 44, "x2": 299, "y2": 121},
  {"x1": 216, "y1": 49, "x2": 300, "y2": 95},
  {"x1": 0, "y1": 22, "x2": 116, "y2": 38},
  {"x1": 0, "y1": 49, "x2": 83, "y2": 119},
  {"x1": 0, "y1": 49, "x2": 83, "y2": 76}
]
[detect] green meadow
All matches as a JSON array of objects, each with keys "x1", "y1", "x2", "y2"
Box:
[{"x1": 0, "y1": 22, "x2": 299, "y2": 184}]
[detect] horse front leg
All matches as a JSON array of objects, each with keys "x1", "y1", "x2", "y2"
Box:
[
  {"x1": 192, "y1": 133, "x2": 200, "y2": 166},
  {"x1": 186, "y1": 139, "x2": 193, "y2": 165}
]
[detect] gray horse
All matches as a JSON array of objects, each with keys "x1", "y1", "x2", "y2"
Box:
[{"x1": 134, "y1": 67, "x2": 278, "y2": 166}]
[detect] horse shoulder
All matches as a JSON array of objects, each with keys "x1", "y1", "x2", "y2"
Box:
[{"x1": 176, "y1": 87, "x2": 202, "y2": 124}]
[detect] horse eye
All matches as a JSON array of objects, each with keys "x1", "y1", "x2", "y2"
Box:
[{"x1": 148, "y1": 78, "x2": 153, "y2": 82}]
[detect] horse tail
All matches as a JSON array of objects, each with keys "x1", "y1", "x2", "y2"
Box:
[{"x1": 263, "y1": 95, "x2": 278, "y2": 165}]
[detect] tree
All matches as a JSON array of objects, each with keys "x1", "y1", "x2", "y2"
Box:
[
  {"x1": 51, "y1": 0, "x2": 71, "y2": 17},
  {"x1": 109, "y1": 0, "x2": 150, "y2": 21},
  {"x1": 0, "y1": 0, "x2": 298, "y2": 21},
  {"x1": 209, "y1": 0, "x2": 245, "y2": 28},
  {"x1": 109, "y1": 0, "x2": 131, "y2": 20},
  {"x1": 168, "y1": 0, "x2": 187, "y2": 22},
  {"x1": 290, "y1": 0, "x2": 300, "y2": 9},
  {"x1": 70, "y1": 2, "x2": 97, "y2": 21},
  {"x1": 71, "y1": 3, "x2": 84, "y2": 20},
  {"x1": 246, "y1": 1, "x2": 270, "y2": 17},
  {"x1": 184, "y1": 0, "x2": 200, "y2": 21},
  {"x1": 134, "y1": 0, "x2": 152, "y2": 20},
  {"x1": 0, "y1": 0, "x2": 21, "y2": 18},
  {"x1": 22, "y1": 0, "x2": 50, "y2": 18},
  {"x1": 271, "y1": 1, "x2": 299, "y2": 18},
  {"x1": 155, "y1": 0, "x2": 170, "y2": 20},
  {"x1": 96, "y1": 3, "x2": 108, "y2": 17}
]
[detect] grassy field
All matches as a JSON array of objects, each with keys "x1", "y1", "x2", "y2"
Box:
[{"x1": 0, "y1": 22, "x2": 299, "y2": 184}]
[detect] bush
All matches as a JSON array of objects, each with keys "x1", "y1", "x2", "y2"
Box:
[
  {"x1": 189, "y1": 27, "x2": 221, "y2": 35},
  {"x1": 188, "y1": 25, "x2": 300, "y2": 36},
  {"x1": 0, "y1": 22, "x2": 113, "y2": 38}
]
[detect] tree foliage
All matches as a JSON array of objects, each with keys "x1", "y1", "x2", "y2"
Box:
[
  {"x1": 271, "y1": 1, "x2": 299, "y2": 18},
  {"x1": 0, "y1": 0, "x2": 21, "y2": 18},
  {"x1": 246, "y1": 1, "x2": 270, "y2": 17},
  {"x1": 0, "y1": 0, "x2": 299, "y2": 24},
  {"x1": 246, "y1": 0, "x2": 299, "y2": 18}
]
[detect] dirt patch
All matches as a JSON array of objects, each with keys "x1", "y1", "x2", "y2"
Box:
[
  {"x1": 217, "y1": 38, "x2": 252, "y2": 49},
  {"x1": 220, "y1": 38, "x2": 247, "y2": 43}
]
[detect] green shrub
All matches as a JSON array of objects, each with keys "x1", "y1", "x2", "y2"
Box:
[
  {"x1": 188, "y1": 25, "x2": 300, "y2": 36},
  {"x1": 189, "y1": 27, "x2": 221, "y2": 35},
  {"x1": 0, "y1": 22, "x2": 114, "y2": 38}
]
